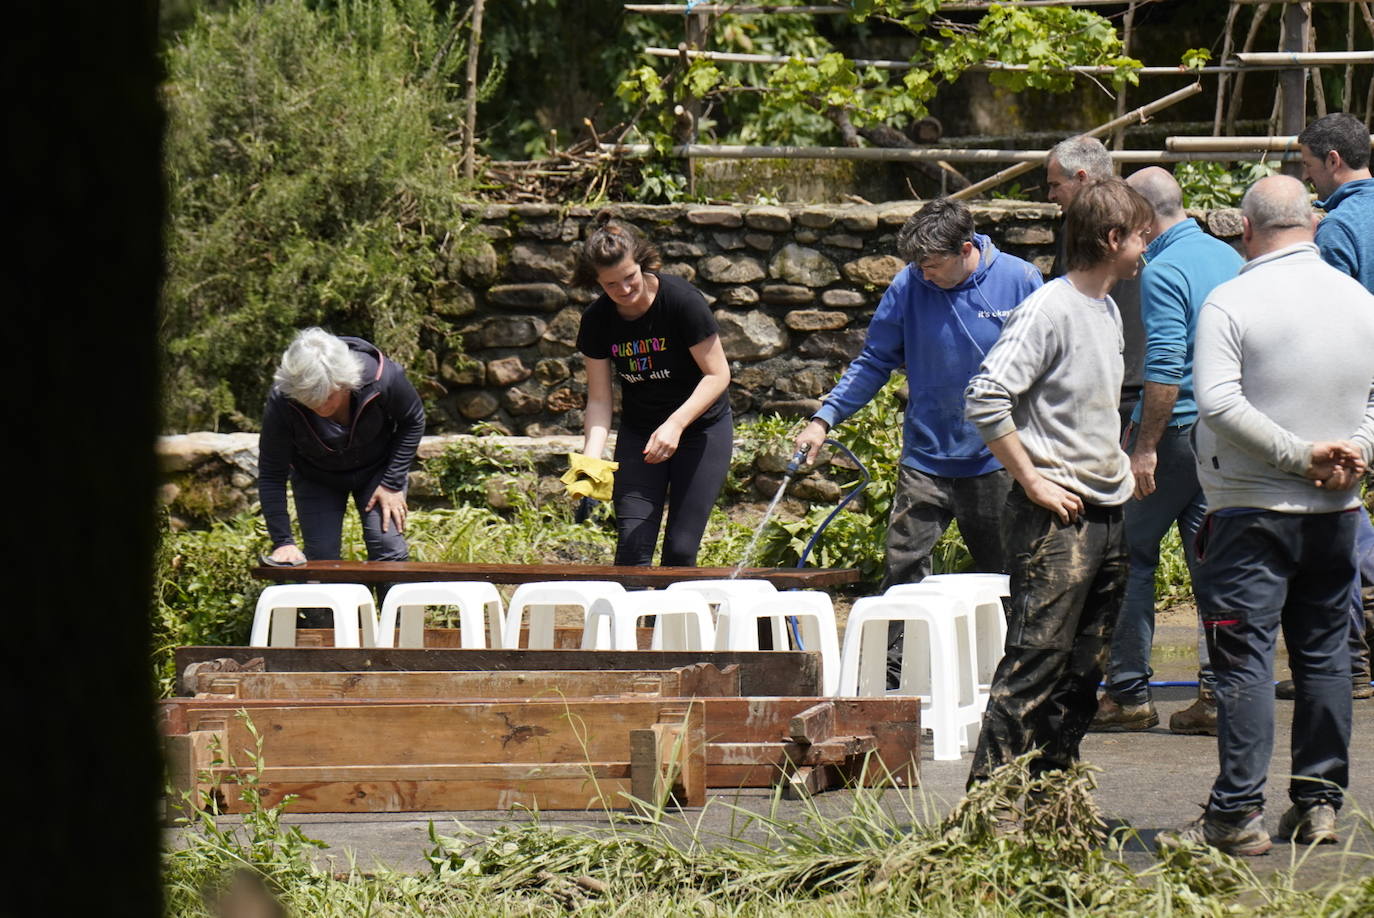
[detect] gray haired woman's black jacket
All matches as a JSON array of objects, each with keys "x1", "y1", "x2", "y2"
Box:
[{"x1": 258, "y1": 337, "x2": 425, "y2": 549}]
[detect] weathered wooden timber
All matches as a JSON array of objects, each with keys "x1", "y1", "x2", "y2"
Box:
[
  {"x1": 160, "y1": 695, "x2": 920, "y2": 808},
  {"x1": 191, "y1": 664, "x2": 741, "y2": 700},
  {"x1": 251, "y1": 560, "x2": 860, "y2": 589},
  {"x1": 165, "y1": 699, "x2": 707, "y2": 816},
  {"x1": 173, "y1": 647, "x2": 822, "y2": 697}
]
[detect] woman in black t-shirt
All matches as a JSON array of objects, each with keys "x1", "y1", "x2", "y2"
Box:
[{"x1": 574, "y1": 216, "x2": 733, "y2": 566}]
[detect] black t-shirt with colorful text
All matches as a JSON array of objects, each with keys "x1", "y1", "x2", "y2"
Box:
[{"x1": 576, "y1": 272, "x2": 729, "y2": 433}]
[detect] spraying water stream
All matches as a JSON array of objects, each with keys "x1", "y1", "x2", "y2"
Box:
[{"x1": 729, "y1": 443, "x2": 810, "y2": 579}]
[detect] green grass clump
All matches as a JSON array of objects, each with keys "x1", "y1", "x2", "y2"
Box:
[{"x1": 165, "y1": 750, "x2": 1374, "y2": 916}]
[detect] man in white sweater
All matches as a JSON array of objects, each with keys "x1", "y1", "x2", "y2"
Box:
[
  {"x1": 964, "y1": 179, "x2": 1152, "y2": 793},
  {"x1": 1160, "y1": 175, "x2": 1374, "y2": 857}
]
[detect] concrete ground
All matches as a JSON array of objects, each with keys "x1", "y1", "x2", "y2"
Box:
[{"x1": 174, "y1": 607, "x2": 1374, "y2": 884}]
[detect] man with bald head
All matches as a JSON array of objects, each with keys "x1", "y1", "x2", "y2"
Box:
[
  {"x1": 1046, "y1": 135, "x2": 1145, "y2": 427},
  {"x1": 1091, "y1": 167, "x2": 1242, "y2": 736},
  {"x1": 1160, "y1": 175, "x2": 1374, "y2": 856}
]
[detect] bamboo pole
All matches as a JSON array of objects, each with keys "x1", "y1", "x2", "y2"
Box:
[
  {"x1": 462, "y1": 0, "x2": 486, "y2": 182},
  {"x1": 624, "y1": 1, "x2": 1159, "y2": 12},
  {"x1": 1233, "y1": 51, "x2": 1373, "y2": 65},
  {"x1": 949, "y1": 82, "x2": 1203, "y2": 200},
  {"x1": 1167, "y1": 134, "x2": 1373, "y2": 151},
  {"x1": 1228, "y1": 3, "x2": 1272, "y2": 133},
  {"x1": 1345, "y1": 3, "x2": 1357, "y2": 111},
  {"x1": 597, "y1": 142, "x2": 1296, "y2": 164},
  {"x1": 1214, "y1": 2, "x2": 1241, "y2": 135},
  {"x1": 1113, "y1": 1, "x2": 1138, "y2": 153},
  {"x1": 643, "y1": 46, "x2": 1245, "y2": 75}
]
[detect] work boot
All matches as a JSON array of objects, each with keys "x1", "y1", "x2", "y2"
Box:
[
  {"x1": 1277, "y1": 802, "x2": 1339, "y2": 846},
  {"x1": 1169, "y1": 687, "x2": 1218, "y2": 736},
  {"x1": 1276, "y1": 678, "x2": 1373, "y2": 700},
  {"x1": 1157, "y1": 808, "x2": 1272, "y2": 857},
  {"x1": 1089, "y1": 695, "x2": 1158, "y2": 732}
]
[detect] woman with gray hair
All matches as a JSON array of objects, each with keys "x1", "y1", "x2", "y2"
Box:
[{"x1": 258, "y1": 327, "x2": 426, "y2": 564}]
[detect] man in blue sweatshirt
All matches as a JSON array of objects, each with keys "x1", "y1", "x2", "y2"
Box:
[
  {"x1": 1295, "y1": 112, "x2": 1374, "y2": 701},
  {"x1": 1091, "y1": 167, "x2": 1243, "y2": 736},
  {"x1": 794, "y1": 198, "x2": 1042, "y2": 677}
]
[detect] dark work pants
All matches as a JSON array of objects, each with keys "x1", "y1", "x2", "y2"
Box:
[
  {"x1": 882, "y1": 464, "x2": 1011, "y2": 683},
  {"x1": 293, "y1": 464, "x2": 409, "y2": 562},
  {"x1": 612, "y1": 412, "x2": 732, "y2": 567},
  {"x1": 1107, "y1": 424, "x2": 1213, "y2": 703},
  {"x1": 1194, "y1": 510, "x2": 1354, "y2": 816},
  {"x1": 968, "y1": 487, "x2": 1127, "y2": 785}
]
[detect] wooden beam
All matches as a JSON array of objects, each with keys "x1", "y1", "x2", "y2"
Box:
[
  {"x1": 174, "y1": 646, "x2": 822, "y2": 697},
  {"x1": 193, "y1": 665, "x2": 742, "y2": 701}
]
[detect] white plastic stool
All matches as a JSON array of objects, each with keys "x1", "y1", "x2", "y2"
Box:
[
  {"x1": 898, "y1": 578, "x2": 1009, "y2": 704},
  {"x1": 250, "y1": 583, "x2": 378, "y2": 649},
  {"x1": 921, "y1": 572, "x2": 1010, "y2": 597},
  {"x1": 838, "y1": 593, "x2": 981, "y2": 761},
  {"x1": 582, "y1": 590, "x2": 714, "y2": 651},
  {"x1": 502, "y1": 581, "x2": 626, "y2": 649},
  {"x1": 665, "y1": 579, "x2": 782, "y2": 645},
  {"x1": 377, "y1": 581, "x2": 504, "y2": 648},
  {"x1": 716, "y1": 591, "x2": 841, "y2": 695}
]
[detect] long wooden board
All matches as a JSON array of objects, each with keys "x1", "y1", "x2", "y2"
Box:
[
  {"x1": 173, "y1": 647, "x2": 822, "y2": 697},
  {"x1": 193, "y1": 664, "x2": 740, "y2": 700},
  {"x1": 252, "y1": 560, "x2": 859, "y2": 589},
  {"x1": 161, "y1": 696, "x2": 920, "y2": 796},
  {"x1": 169, "y1": 699, "x2": 706, "y2": 815}
]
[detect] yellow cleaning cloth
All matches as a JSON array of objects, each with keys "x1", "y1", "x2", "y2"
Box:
[{"x1": 561, "y1": 453, "x2": 619, "y2": 501}]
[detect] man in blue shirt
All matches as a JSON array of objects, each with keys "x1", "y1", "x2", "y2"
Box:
[
  {"x1": 1091, "y1": 167, "x2": 1243, "y2": 735},
  {"x1": 1296, "y1": 112, "x2": 1374, "y2": 701},
  {"x1": 794, "y1": 198, "x2": 1043, "y2": 681}
]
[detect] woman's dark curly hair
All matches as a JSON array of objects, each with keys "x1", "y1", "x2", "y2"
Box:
[{"x1": 573, "y1": 211, "x2": 662, "y2": 288}]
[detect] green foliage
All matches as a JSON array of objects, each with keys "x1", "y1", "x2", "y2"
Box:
[
  {"x1": 1180, "y1": 47, "x2": 1212, "y2": 71},
  {"x1": 153, "y1": 511, "x2": 264, "y2": 695},
  {"x1": 1175, "y1": 159, "x2": 1282, "y2": 210},
  {"x1": 161, "y1": 0, "x2": 480, "y2": 432},
  {"x1": 615, "y1": 2, "x2": 1140, "y2": 155}
]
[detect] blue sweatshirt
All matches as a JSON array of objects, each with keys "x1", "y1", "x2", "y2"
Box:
[
  {"x1": 813, "y1": 234, "x2": 1043, "y2": 477},
  {"x1": 1315, "y1": 177, "x2": 1374, "y2": 292},
  {"x1": 1133, "y1": 218, "x2": 1243, "y2": 427}
]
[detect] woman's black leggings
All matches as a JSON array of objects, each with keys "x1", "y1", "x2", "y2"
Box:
[{"x1": 612, "y1": 411, "x2": 733, "y2": 566}]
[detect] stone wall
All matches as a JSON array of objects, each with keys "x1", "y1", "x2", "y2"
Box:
[
  {"x1": 159, "y1": 202, "x2": 1248, "y2": 526},
  {"x1": 440, "y1": 201, "x2": 1243, "y2": 436}
]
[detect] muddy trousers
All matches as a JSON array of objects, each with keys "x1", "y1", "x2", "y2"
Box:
[
  {"x1": 1194, "y1": 509, "x2": 1354, "y2": 816},
  {"x1": 968, "y1": 487, "x2": 1127, "y2": 786}
]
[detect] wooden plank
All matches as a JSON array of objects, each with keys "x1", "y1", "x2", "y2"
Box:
[
  {"x1": 630, "y1": 705, "x2": 706, "y2": 809},
  {"x1": 194, "y1": 665, "x2": 740, "y2": 700},
  {"x1": 789, "y1": 702, "x2": 835, "y2": 745},
  {"x1": 206, "y1": 763, "x2": 631, "y2": 781},
  {"x1": 211, "y1": 776, "x2": 631, "y2": 814},
  {"x1": 251, "y1": 560, "x2": 859, "y2": 589},
  {"x1": 174, "y1": 647, "x2": 819, "y2": 697},
  {"x1": 197, "y1": 701, "x2": 681, "y2": 766}
]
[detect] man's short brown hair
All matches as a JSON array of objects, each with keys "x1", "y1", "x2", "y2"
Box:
[{"x1": 1063, "y1": 179, "x2": 1154, "y2": 272}]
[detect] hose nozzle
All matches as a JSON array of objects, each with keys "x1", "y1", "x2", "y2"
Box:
[{"x1": 785, "y1": 443, "x2": 812, "y2": 476}]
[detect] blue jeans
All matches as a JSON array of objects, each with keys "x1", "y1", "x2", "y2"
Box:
[
  {"x1": 293, "y1": 463, "x2": 409, "y2": 561},
  {"x1": 1106, "y1": 425, "x2": 1212, "y2": 703},
  {"x1": 1195, "y1": 510, "x2": 1355, "y2": 816}
]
